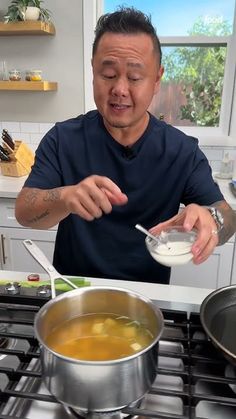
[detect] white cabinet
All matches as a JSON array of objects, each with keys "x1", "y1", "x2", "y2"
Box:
[
  {"x1": 171, "y1": 240, "x2": 235, "y2": 289},
  {"x1": 0, "y1": 227, "x2": 56, "y2": 273},
  {"x1": 0, "y1": 197, "x2": 57, "y2": 273}
]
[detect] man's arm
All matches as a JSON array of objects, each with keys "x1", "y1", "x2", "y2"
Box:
[
  {"x1": 15, "y1": 175, "x2": 128, "y2": 230},
  {"x1": 212, "y1": 200, "x2": 236, "y2": 246},
  {"x1": 15, "y1": 187, "x2": 70, "y2": 229}
]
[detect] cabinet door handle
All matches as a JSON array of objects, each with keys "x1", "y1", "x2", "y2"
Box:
[{"x1": 1, "y1": 234, "x2": 7, "y2": 265}]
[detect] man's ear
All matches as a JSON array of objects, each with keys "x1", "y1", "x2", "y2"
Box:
[{"x1": 154, "y1": 65, "x2": 164, "y2": 94}]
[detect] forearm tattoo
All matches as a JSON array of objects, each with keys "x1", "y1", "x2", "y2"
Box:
[
  {"x1": 43, "y1": 189, "x2": 61, "y2": 202},
  {"x1": 23, "y1": 188, "x2": 38, "y2": 208},
  {"x1": 27, "y1": 210, "x2": 50, "y2": 224},
  {"x1": 23, "y1": 188, "x2": 61, "y2": 225}
]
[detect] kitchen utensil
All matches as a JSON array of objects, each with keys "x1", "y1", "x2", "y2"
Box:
[
  {"x1": 135, "y1": 223, "x2": 165, "y2": 245},
  {"x1": 145, "y1": 226, "x2": 197, "y2": 267},
  {"x1": 2, "y1": 129, "x2": 15, "y2": 151},
  {"x1": 23, "y1": 239, "x2": 78, "y2": 298},
  {"x1": 35, "y1": 286, "x2": 164, "y2": 413},
  {"x1": 200, "y1": 285, "x2": 236, "y2": 366},
  {"x1": 24, "y1": 240, "x2": 164, "y2": 413},
  {"x1": 0, "y1": 149, "x2": 10, "y2": 161},
  {"x1": 0, "y1": 144, "x2": 9, "y2": 155}
]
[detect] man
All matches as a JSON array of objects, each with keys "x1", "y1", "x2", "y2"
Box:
[{"x1": 15, "y1": 7, "x2": 236, "y2": 284}]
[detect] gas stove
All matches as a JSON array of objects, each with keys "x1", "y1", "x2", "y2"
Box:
[{"x1": 0, "y1": 285, "x2": 236, "y2": 419}]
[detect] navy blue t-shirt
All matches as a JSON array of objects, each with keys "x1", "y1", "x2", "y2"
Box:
[{"x1": 24, "y1": 111, "x2": 224, "y2": 283}]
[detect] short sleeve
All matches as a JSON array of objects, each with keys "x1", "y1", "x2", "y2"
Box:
[{"x1": 24, "y1": 125, "x2": 63, "y2": 189}]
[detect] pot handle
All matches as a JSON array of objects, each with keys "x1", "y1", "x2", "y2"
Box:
[{"x1": 23, "y1": 239, "x2": 78, "y2": 298}]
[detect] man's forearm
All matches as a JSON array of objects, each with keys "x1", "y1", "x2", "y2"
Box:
[
  {"x1": 213, "y1": 200, "x2": 236, "y2": 245},
  {"x1": 15, "y1": 187, "x2": 70, "y2": 229}
]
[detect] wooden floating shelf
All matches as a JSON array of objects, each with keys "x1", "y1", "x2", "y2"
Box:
[
  {"x1": 0, "y1": 21, "x2": 55, "y2": 35},
  {"x1": 0, "y1": 81, "x2": 57, "y2": 91}
]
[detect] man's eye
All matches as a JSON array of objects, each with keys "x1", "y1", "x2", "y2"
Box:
[
  {"x1": 128, "y1": 77, "x2": 141, "y2": 82},
  {"x1": 103, "y1": 74, "x2": 116, "y2": 79}
]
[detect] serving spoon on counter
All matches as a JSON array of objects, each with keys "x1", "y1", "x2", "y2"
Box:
[{"x1": 23, "y1": 239, "x2": 78, "y2": 298}]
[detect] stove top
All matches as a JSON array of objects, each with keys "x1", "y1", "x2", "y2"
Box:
[{"x1": 0, "y1": 286, "x2": 236, "y2": 419}]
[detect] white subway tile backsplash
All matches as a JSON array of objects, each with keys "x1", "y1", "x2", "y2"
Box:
[
  {"x1": 20, "y1": 122, "x2": 40, "y2": 133},
  {"x1": 1, "y1": 121, "x2": 21, "y2": 132},
  {"x1": 30, "y1": 133, "x2": 43, "y2": 144},
  {"x1": 201, "y1": 148, "x2": 224, "y2": 161},
  {"x1": 39, "y1": 123, "x2": 54, "y2": 134},
  {"x1": 210, "y1": 160, "x2": 222, "y2": 172},
  {"x1": 11, "y1": 132, "x2": 31, "y2": 142}
]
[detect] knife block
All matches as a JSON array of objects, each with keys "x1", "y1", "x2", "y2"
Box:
[{"x1": 0, "y1": 141, "x2": 35, "y2": 177}]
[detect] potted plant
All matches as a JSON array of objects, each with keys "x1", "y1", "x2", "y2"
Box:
[{"x1": 4, "y1": 0, "x2": 52, "y2": 23}]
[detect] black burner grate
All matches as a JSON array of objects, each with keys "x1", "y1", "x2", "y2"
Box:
[{"x1": 0, "y1": 295, "x2": 235, "y2": 419}]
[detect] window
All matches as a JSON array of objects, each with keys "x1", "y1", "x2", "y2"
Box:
[{"x1": 83, "y1": 1, "x2": 236, "y2": 138}]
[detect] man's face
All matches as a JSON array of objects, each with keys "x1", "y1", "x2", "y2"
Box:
[{"x1": 92, "y1": 32, "x2": 164, "y2": 134}]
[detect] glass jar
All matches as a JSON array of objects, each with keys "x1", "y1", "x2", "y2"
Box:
[
  {"x1": 9, "y1": 69, "x2": 21, "y2": 81},
  {"x1": 30, "y1": 70, "x2": 42, "y2": 81},
  {"x1": 25, "y1": 70, "x2": 32, "y2": 81}
]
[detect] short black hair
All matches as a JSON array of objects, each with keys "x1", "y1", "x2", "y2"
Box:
[{"x1": 92, "y1": 6, "x2": 162, "y2": 65}]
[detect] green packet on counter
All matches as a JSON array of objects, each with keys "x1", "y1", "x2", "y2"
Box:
[{"x1": 0, "y1": 277, "x2": 90, "y2": 292}]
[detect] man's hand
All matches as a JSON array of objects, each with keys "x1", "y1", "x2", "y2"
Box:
[
  {"x1": 57, "y1": 175, "x2": 128, "y2": 221},
  {"x1": 149, "y1": 203, "x2": 220, "y2": 265}
]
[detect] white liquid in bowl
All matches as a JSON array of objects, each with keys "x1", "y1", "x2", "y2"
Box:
[{"x1": 148, "y1": 241, "x2": 193, "y2": 267}]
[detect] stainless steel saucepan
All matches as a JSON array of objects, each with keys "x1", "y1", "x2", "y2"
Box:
[
  {"x1": 23, "y1": 240, "x2": 164, "y2": 414},
  {"x1": 200, "y1": 284, "x2": 236, "y2": 366}
]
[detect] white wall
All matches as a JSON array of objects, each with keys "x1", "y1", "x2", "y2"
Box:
[
  {"x1": 230, "y1": 74, "x2": 236, "y2": 138},
  {"x1": 0, "y1": 0, "x2": 84, "y2": 123}
]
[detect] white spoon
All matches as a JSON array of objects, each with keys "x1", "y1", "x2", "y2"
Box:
[
  {"x1": 135, "y1": 224, "x2": 171, "y2": 250},
  {"x1": 135, "y1": 224, "x2": 162, "y2": 244}
]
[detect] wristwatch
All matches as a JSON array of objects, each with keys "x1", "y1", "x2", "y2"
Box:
[{"x1": 206, "y1": 206, "x2": 224, "y2": 233}]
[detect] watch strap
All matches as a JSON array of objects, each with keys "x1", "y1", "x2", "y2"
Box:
[{"x1": 205, "y1": 206, "x2": 224, "y2": 233}]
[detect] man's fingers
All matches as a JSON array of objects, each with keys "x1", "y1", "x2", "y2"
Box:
[{"x1": 102, "y1": 188, "x2": 128, "y2": 206}]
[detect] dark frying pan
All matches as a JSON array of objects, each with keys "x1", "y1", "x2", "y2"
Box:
[{"x1": 200, "y1": 285, "x2": 236, "y2": 365}]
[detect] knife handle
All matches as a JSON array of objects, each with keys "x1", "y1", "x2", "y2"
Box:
[
  {"x1": 2, "y1": 140, "x2": 14, "y2": 153},
  {"x1": 0, "y1": 150, "x2": 10, "y2": 161}
]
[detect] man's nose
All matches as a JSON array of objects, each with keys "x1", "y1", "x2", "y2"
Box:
[{"x1": 111, "y1": 77, "x2": 129, "y2": 96}]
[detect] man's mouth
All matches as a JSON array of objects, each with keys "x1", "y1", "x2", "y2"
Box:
[{"x1": 110, "y1": 104, "x2": 131, "y2": 110}]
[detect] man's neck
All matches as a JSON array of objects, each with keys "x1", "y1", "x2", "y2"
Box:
[{"x1": 103, "y1": 112, "x2": 150, "y2": 147}]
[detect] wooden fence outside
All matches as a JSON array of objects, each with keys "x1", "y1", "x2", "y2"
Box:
[{"x1": 148, "y1": 81, "x2": 195, "y2": 126}]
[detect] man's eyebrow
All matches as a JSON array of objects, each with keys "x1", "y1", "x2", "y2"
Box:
[
  {"x1": 101, "y1": 59, "x2": 117, "y2": 66},
  {"x1": 101, "y1": 60, "x2": 144, "y2": 69},
  {"x1": 127, "y1": 62, "x2": 144, "y2": 69}
]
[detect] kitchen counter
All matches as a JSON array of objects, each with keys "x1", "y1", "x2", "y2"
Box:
[
  {"x1": 0, "y1": 270, "x2": 213, "y2": 311},
  {"x1": 0, "y1": 174, "x2": 27, "y2": 198},
  {"x1": 0, "y1": 173, "x2": 236, "y2": 209}
]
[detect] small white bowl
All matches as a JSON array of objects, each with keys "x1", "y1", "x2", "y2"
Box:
[{"x1": 146, "y1": 226, "x2": 197, "y2": 267}]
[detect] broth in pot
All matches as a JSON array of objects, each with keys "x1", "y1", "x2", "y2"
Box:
[
  {"x1": 46, "y1": 312, "x2": 154, "y2": 361},
  {"x1": 35, "y1": 286, "x2": 164, "y2": 412}
]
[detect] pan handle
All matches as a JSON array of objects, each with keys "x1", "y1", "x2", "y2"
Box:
[{"x1": 23, "y1": 239, "x2": 78, "y2": 298}]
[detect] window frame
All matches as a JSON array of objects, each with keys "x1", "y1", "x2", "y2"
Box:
[
  {"x1": 82, "y1": 0, "x2": 236, "y2": 145},
  {"x1": 160, "y1": 35, "x2": 236, "y2": 135}
]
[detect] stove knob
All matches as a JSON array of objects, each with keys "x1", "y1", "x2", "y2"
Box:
[
  {"x1": 5, "y1": 282, "x2": 21, "y2": 295},
  {"x1": 37, "y1": 285, "x2": 51, "y2": 297}
]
